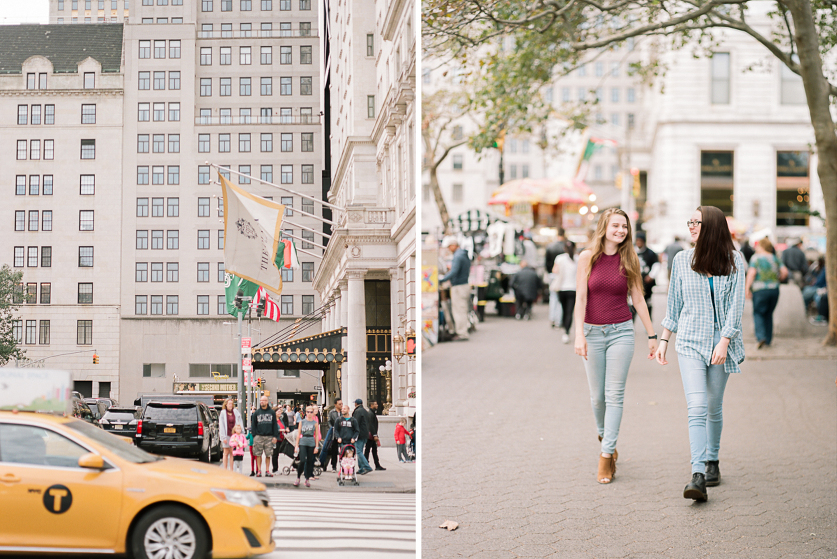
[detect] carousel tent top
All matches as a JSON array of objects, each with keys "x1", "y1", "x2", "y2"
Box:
[
  {"x1": 448, "y1": 208, "x2": 508, "y2": 233},
  {"x1": 488, "y1": 178, "x2": 592, "y2": 206}
]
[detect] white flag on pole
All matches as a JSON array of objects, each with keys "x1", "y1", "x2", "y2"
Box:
[{"x1": 220, "y1": 174, "x2": 285, "y2": 293}]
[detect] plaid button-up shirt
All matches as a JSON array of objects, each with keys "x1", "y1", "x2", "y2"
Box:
[{"x1": 662, "y1": 249, "x2": 747, "y2": 374}]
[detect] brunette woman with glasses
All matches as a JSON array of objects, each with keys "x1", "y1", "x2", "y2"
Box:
[
  {"x1": 656, "y1": 206, "x2": 746, "y2": 501},
  {"x1": 293, "y1": 405, "x2": 322, "y2": 487}
]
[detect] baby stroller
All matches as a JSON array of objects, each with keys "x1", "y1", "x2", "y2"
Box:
[
  {"x1": 337, "y1": 444, "x2": 360, "y2": 486},
  {"x1": 278, "y1": 439, "x2": 323, "y2": 476}
]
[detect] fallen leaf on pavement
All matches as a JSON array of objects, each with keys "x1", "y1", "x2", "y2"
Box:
[{"x1": 439, "y1": 520, "x2": 459, "y2": 531}]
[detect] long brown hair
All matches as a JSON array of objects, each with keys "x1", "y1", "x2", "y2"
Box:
[
  {"x1": 585, "y1": 208, "x2": 642, "y2": 291},
  {"x1": 691, "y1": 206, "x2": 737, "y2": 276}
]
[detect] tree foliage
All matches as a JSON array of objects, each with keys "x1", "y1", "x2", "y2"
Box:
[{"x1": 0, "y1": 265, "x2": 25, "y2": 364}]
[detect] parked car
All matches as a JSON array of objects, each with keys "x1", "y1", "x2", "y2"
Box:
[
  {"x1": 99, "y1": 407, "x2": 142, "y2": 440},
  {"x1": 71, "y1": 397, "x2": 99, "y2": 427},
  {"x1": 136, "y1": 401, "x2": 222, "y2": 462}
]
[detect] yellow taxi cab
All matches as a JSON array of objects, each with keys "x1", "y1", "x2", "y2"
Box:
[{"x1": 0, "y1": 369, "x2": 275, "y2": 559}]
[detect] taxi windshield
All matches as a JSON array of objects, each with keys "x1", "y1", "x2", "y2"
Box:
[{"x1": 65, "y1": 419, "x2": 163, "y2": 463}]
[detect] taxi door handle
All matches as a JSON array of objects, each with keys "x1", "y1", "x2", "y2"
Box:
[{"x1": 0, "y1": 473, "x2": 21, "y2": 484}]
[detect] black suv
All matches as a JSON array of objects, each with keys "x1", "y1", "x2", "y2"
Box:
[
  {"x1": 136, "y1": 401, "x2": 221, "y2": 462},
  {"x1": 100, "y1": 407, "x2": 142, "y2": 440}
]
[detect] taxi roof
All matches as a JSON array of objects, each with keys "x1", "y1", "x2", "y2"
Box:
[{"x1": 0, "y1": 410, "x2": 74, "y2": 425}]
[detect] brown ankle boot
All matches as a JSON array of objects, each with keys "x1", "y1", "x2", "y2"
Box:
[
  {"x1": 597, "y1": 454, "x2": 616, "y2": 484},
  {"x1": 598, "y1": 435, "x2": 618, "y2": 463}
]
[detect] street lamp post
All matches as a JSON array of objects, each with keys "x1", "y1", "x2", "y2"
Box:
[{"x1": 234, "y1": 289, "x2": 253, "y2": 425}]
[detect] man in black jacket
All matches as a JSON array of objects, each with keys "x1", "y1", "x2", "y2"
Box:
[
  {"x1": 334, "y1": 404, "x2": 359, "y2": 449},
  {"x1": 510, "y1": 261, "x2": 542, "y2": 320},
  {"x1": 250, "y1": 395, "x2": 279, "y2": 477},
  {"x1": 352, "y1": 399, "x2": 373, "y2": 475},
  {"x1": 318, "y1": 399, "x2": 343, "y2": 471},
  {"x1": 363, "y1": 401, "x2": 386, "y2": 471}
]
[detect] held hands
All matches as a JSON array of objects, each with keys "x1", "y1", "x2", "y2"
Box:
[
  {"x1": 655, "y1": 341, "x2": 669, "y2": 365},
  {"x1": 711, "y1": 338, "x2": 729, "y2": 365},
  {"x1": 574, "y1": 336, "x2": 587, "y2": 360},
  {"x1": 745, "y1": 289, "x2": 752, "y2": 300},
  {"x1": 646, "y1": 338, "x2": 659, "y2": 360}
]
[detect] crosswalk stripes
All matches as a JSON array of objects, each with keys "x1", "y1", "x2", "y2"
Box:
[{"x1": 261, "y1": 489, "x2": 417, "y2": 559}]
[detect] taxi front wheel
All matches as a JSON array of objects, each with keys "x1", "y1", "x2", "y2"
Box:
[{"x1": 130, "y1": 505, "x2": 209, "y2": 559}]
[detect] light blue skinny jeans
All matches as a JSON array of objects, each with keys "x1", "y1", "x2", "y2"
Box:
[
  {"x1": 582, "y1": 319, "x2": 635, "y2": 454},
  {"x1": 677, "y1": 328, "x2": 730, "y2": 474}
]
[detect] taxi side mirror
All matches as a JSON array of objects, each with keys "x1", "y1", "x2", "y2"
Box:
[{"x1": 78, "y1": 453, "x2": 106, "y2": 470}]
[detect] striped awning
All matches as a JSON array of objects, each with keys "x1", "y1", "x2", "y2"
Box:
[{"x1": 448, "y1": 209, "x2": 507, "y2": 233}]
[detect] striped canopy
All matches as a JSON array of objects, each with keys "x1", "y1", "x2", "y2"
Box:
[
  {"x1": 448, "y1": 209, "x2": 507, "y2": 232},
  {"x1": 488, "y1": 178, "x2": 592, "y2": 206}
]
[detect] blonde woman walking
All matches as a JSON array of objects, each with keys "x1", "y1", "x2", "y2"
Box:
[{"x1": 218, "y1": 398, "x2": 242, "y2": 471}]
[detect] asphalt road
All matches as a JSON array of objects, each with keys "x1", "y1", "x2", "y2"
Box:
[{"x1": 422, "y1": 302, "x2": 837, "y2": 558}]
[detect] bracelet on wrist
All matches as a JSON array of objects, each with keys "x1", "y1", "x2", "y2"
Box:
[
  {"x1": 660, "y1": 339, "x2": 669, "y2": 343},
  {"x1": 648, "y1": 334, "x2": 657, "y2": 340}
]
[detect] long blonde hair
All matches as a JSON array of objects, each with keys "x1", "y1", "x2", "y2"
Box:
[{"x1": 585, "y1": 208, "x2": 643, "y2": 291}]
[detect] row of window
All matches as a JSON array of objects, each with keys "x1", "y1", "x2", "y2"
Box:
[
  {"x1": 58, "y1": 0, "x2": 121, "y2": 9},
  {"x1": 15, "y1": 140, "x2": 56, "y2": 160},
  {"x1": 13, "y1": 246, "x2": 52, "y2": 268},
  {"x1": 545, "y1": 87, "x2": 637, "y2": 104},
  {"x1": 13, "y1": 283, "x2": 51, "y2": 305},
  {"x1": 16, "y1": 105, "x2": 56, "y2": 125},
  {"x1": 25, "y1": 72, "x2": 95, "y2": 90},
  {"x1": 197, "y1": 45, "x2": 312, "y2": 65},
  {"x1": 134, "y1": 260, "x2": 314, "y2": 283},
  {"x1": 11, "y1": 319, "x2": 51, "y2": 345},
  {"x1": 15, "y1": 175, "x2": 55, "y2": 196},
  {"x1": 196, "y1": 21, "x2": 312, "y2": 38},
  {"x1": 135, "y1": 230, "x2": 217, "y2": 250},
  {"x1": 137, "y1": 166, "x2": 180, "y2": 185},
  {"x1": 139, "y1": 40, "x2": 181, "y2": 59},
  {"x1": 196, "y1": 132, "x2": 314, "y2": 153},
  {"x1": 136, "y1": 293, "x2": 313, "y2": 316},
  {"x1": 196, "y1": 0, "x2": 312, "y2": 12},
  {"x1": 196, "y1": 164, "x2": 315, "y2": 185},
  {"x1": 14, "y1": 211, "x2": 53, "y2": 232},
  {"x1": 195, "y1": 76, "x2": 314, "y2": 96},
  {"x1": 194, "y1": 107, "x2": 317, "y2": 125}
]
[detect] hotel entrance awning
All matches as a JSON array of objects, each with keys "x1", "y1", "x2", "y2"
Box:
[{"x1": 252, "y1": 327, "x2": 346, "y2": 369}]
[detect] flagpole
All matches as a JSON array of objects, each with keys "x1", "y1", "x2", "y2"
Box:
[
  {"x1": 282, "y1": 218, "x2": 332, "y2": 239},
  {"x1": 209, "y1": 163, "x2": 344, "y2": 213},
  {"x1": 281, "y1": 231, "x2": 329, "y2": 252},
  {"x1": 214, "y1": 180, "x2": 339, "y2": 227}
]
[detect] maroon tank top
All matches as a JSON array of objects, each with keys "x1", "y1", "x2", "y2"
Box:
[{"x1": 585, "y1": 253, "x2": 633, "y2": 324}]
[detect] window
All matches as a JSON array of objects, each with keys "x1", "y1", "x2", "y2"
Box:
[
  {"x1": 80, "y1": 139, "x2": 95, "y2": 159},
  {"x1": 261, "y1": 77, "x2": 272, "y2": 96},
  {"x1": 152, "y1": 135, "x2": 165, "y2": 154},
  {"x1": 301, "y1": 106, "x2": 314, "y2": 124},
  {"x1": 197, "y1": 262, "x2": 210, "y2": 282},
  {"x1": 153, "y1": 71, "x2": 165, "y2": 90},
  {"x1": 299, "y1": 0, "x2": 310, "y2": 9},
  {"x1": 280, "y1": 77, "x2": 292, "y2": 95},
  {"x1": 300, "y1": 45, "x2": 312, "y2": 64},
  {"x1": 300, "y1": 77, "x2": 312, "y2": 95},
  {"x1": 79, "y1": 210, "x2": 94, "y2": 231},
  {"x1": 611, "y1": 113, "x2": 620, "y2": 126},
  {"x1": 152, "y1": 198, "x2": 164, "y2": 217},
  {"x1": 241, "y1": 0, "x2": 251, "y2": 9},
  {"x1": 77, "y1": 320, "x2": 92, "y2": 345},
  {"x1": 17, "y1": 140, "x2": 26, "y2": 160},
  {"x1": 167, "y1": 262, "x2": 179, "y2": 282},
  {"x1": 166, "y1": 295, "x2": 179, "y2": 315},
  {"x1": 279, "y1": 196, "x2": 293, "y2": 216},
  {"x1": 300, "y1": 22, "x2": 311, "y2": 36},
  {"x1": 281, "y1": 267, "x2": 293, "y2": 283},
  {"x1": 261, "y1": 165, "x2": 272, "y2": 182},
  {"x1": 84, "y1": 73, "x2": 94, "y2": 89},
  {"x1": 222, "y1": 0, "x2": 232, "y2": 10},
  {"x1": 220, "y1": 47, "x2": 232, "y2": 66},
  {"x1": 29, "y1": 176, "x2": 40, "y2": 196},
  {"x1": 241, "y1": 22, "x2": 252, "y2": 36},
  {"x1": 29, "y1": 211, "x2": 39, "y2": 231},
  {"x1": 198, "y1": 166, "x2": 210, "y2": 184},
  {"x1": 611, "y1": 88, "x2": 620, "y2": 103},
  {"x1": 26, "y1": 286, "x2": 37, "y2": 306},
  {"x1": 302, "y1": 197, "x2": 313, "y2": 215},
  {"x1": 279, "y1": 0, "x2": 288, "y2": 8},
  {"x1": 301, "y1": 230, "x2": 314, "y2": 249},
  {"x1": 163, "y1": 103, "x2": 178, "y2": 123},
  {"x1": 15, "y1": 211, "x2": 25, "y2": 231},
  {"x1": 367, "y1": 34, "x2": 374, "y2": 56},
  {"x1": 198, "y1": 197, "x2": 211, "y2": 217},
  {"x1": 41, "y1": 247, "x2": 52, "y2": 267},
  {"x1": 261, "y1": 133, "x2": 273, "y2": 152},
  {"x1": 169, "y1": 71, "x2": 180, "y2": 90},
  {"x1": 43, "y1": 176, "x2": 53, "y2": 196},
  {"x1": 200, "y1": 78, "x2": 212, "y2": 96},
  {"x1": 240, "y1": 77, "x2": 251, "y2": 96},
  {"x1": 281, "y1": 295, "x2": 293, "y2": 315},
  {"x1": 700, "y1": 151, "x2": 734, "y2": 216},
  {"x1": 777, "y1": 151, "x2": 810, "y2": 225},
  {"x1": 261, "y1": 46, "x2": 273, "y2": 65},
  {"x1": 595, "y1": 62, "x2": 603, "y2": 77},
  {"x1": 263, "y1": 0, "x2": 273, "y2": 9},
  {"x1": 138, "y1": 103, "x2": 150, "y2": 121},
  {"x1": 15, "y1": 176, "x2": 25, "y2": 196},
  {"x1": 154, "y1": 40, "x2": 166, "y2": 59},
  {"x1": 26, "y1": 320, "x2": 36, "y2": 343},
  {"x1": 27, "y1": 73, "x2": 35, "y2": 90},
  {"x1": 135, "y1": 296, "x2": 147, "y2": 314},
  {"x1": 367, "y1": 95, "x2": 375, "y2": 118},
  {"x1": 711, "y1": 53, "x2": 730, "y2": 105},
  {"x1": 150, "y1": 295, "x2": 163, "y2": 315},
  {"x1": 151, "y1": 230, "x2": 164, "y2": 249},
  {"x1": 28, "y1": 247, "x2": 38, "y2": 267},
  {"x1": 452, "y1": 183, "x2": 463, "y2": 202},
  {"x1": 170, "y1": 40, "x2": 181, "y2": 58},
  {"x1": 80, "y1": 247, "x2": 94, "y2": 267},
  {"x1": 198, "y1": 134, "x2": 210, "y2": 153},
  {"x1": 150, "y1": 103, "x2": 164, "y2": 122},
  {"x1": 202, "y1": 0, "x2": 213, "y2": 11},
  {"x1": 45, "y1": 105, "x2": 55, "y2": 125},
  {"x1": 200, "y1": 47, "x2": 212, "y2": 66},
  {"x1": 281, "y1": 165, "x2": 292, "y2": 183},
  {"x1": 136, "y1": 230, "x2": 148, "y2": 249},
  {"x1": 239, "y1": 133, "x2": 251, "y2": 152},
  {"x1": 221, "y1": 23, "x2": 232, "y2": 37},
  {"x1": 44, "y1": 140, "x2": 53, "y2": 160},
  {"x1": 167, "y1": 198, "x2": 179, "y2": 217},
  {"x1": 18, "y1": 105, "x2": 28, "y2": 125},
  {"x1": 238, "y1": 165, "x2": 251, "y2": 184},
  {"x1": 14, "y1": 247, "x2": 24, "y2": 267},
  {"x1": 220, "y1": 77, "x2": 231, "y2": 96},
  {"x1": 218, "y1": 230, "x2": 225, "y2": 249},
  {"x1": 215, "y1": 134, "x2": 230, "y2": 154},
  {"x1": 301, "y1": 164, "x2": 314, "y2": 184},
  {"x1": 453, "y1": 154, "x2": 463, "y2": 170},
  {"x1": 240, "y1": 47, "x2": 252, "y2": 65},
  {"x1": 138, "y1": 71, "x2": 150, "y2": 89},
  {"x1": 12, "y1": 320, "x2": 22, "y2": 343},
  {"x1": 279, "y1": 46, "x2": 291, "y2": 64},
  {"x1": 781, "y1": 58, "x2": 806, "y2": 105},
  {"x1": 198, "y1": 230, "x2": 210, "y2": 249},
  {"x1": 30, "y1": 140, "x2": 41, "y2": 160},
  {"x1": 302, "y1": 262, "x2": 314, "y2": 282},
  {"x1": 197, "y1": 295, "x2": 210, "y2": 315},
  {"x1": 137, "y1": 166, "x2": 149, "y2": 185},
  {"x1": 220, "y1": 108, "x2": 232, "y2": 124},
  {"x1": 299, "y1": 133, "x2": 314, "y2": 153},
  {"x1": 42, "y1": 211, "x2": 52, "y2": 231},
  {"x1": 78, "y1": 283, "x2": 93, "y2": 304},
  {"x1": 163, "y1": 135, "x2": 179, "y2": 156},
  {"x1": 39, "y1": 321, "x2": 50, "y2": 344},
  {"x1": 627, "y1": 88, "x2": 635, "y2": 103}
]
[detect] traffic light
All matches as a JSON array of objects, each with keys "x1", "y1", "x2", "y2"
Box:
[
  {"x1": 92, "y1": 353, "x2": 99, "y2": 365},
  {"x1": 631, "y1": 168, "x2": 641, "y2": 198},
  {"x1": 234, "y1": 288, "x2": 244, "y2": 310},
  {"x1": 491, "y1": 129, "x2": 506, "y2": 151},
  {"x1": 256, "y1": 297, "x2": 266, "y2": 318},
  {"x1": 615, "y1": 174, "x2": 623, "y2": 190}
]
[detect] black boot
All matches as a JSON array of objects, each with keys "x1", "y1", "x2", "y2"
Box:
[
  {"x1": 683, "y1": 473, "x2": 708, "y2": 501},
  {"x1": 705, "y1": 461, "x2": 720, "y2": 487}
]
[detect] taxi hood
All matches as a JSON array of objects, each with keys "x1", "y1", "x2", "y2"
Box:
[{"x1": 136, "y1": 456, "x2": 268, "y2": 491}]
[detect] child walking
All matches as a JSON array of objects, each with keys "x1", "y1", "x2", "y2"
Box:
[
  {"x1": 247, "y1": 427, "x2": 260, "y2": 477},
  {"x1": 394, "y1": 418, "x2": 413, "y2": 462},
  {"x1": 229, "y1": 425, "x2": 247, "y2": 474}
]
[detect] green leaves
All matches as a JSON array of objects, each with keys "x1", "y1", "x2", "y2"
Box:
[{"x1": 0, "y1": 265, "x2": 25, "y2": 365}]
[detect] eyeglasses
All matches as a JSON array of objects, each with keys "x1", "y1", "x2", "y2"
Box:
[{"x1": 686, "y1": 220, "x2": 702, "y2": 228}]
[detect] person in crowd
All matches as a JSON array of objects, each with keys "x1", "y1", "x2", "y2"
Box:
[
  {"x1": 363, "y1": 401, "x2": 386, "y2": 471},
  {"x1": 551, "y1": 241, "x2": 578, "y2": 343},
  {"x1": 803, "y1": 257, "x2": 827, "y2": 316},
  {"x1": 574, "y1": 208, "x2": 658, "y2": 485},
  {"x1": 747, "y1": 238, "x2": 788, "y2": 349},
  {"x1": 394, "y1": 418, "x2": 414, "y2": 462},
  {"x1": 656, "y1": 206, "x2": 746, "y2": 502},
  {"x1": 510, "y1": 261, "x2": 541, "y2": 320},
  {"x1": 284, "y1": 404, "x2": 296, "y2": 431},
  {"x1": 739, "y1": 237, "x2": 755, "y2": 264},
  {"x1": 634, "y1": 232, "x2": 659, "y2": 321},
  {"x1": 271, "y1": 409, "x2": 289, "y2": 474},
  {"x1": 319, "y1": 399, "x2": 343, "y2": 472},
  {"x1": 293, "y1": 405, "x2": 322, "y2": 487},
  {"x1": 410, "y1": 413, "x2": 417, "y2": 459},
  {"x1": 247, "y1": 426, "x2": 259, "y2": 477},
  {"x1": 439, "y1": 236, "x2": 472, "y2": 341},
  {"x1": 250, "y1": 395, "x2": 279, "y2": 477},
  {"x1": 781, "y1": 238, "x2": 808, "y2": 289},
  {"x1": 664, "y1": 236, "x2": 685, "y2": 279},
  {"x1": 335, "y1": 403, "x2": 359, "y2": 452},
  {"x1": 340, "y1": 446, "x2": 358, "y2": 478},
  {"x1": 352, "y1": 399, "x2": 374, "y2": 475},
  {"x1": 218, "y1": 398, "x2": 242, "y2": 471},
  {"x1": 544, "y1": 229, "x2": 567, "y2": 275},
  {"x1": 228, "y1": 425, "x2": 247, "y2": 475}
]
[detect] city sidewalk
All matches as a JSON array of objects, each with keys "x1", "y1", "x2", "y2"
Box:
[
  {"x1": 210, "y1": 446, "x2": 416, "y2": 494},
  {"x1": 422, "y1": 300, "x2": 836, "y2": 558}
]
